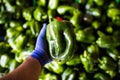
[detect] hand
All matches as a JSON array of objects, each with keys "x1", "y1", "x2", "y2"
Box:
[{"x1": 31, "y1": 23, "x2": 52, "y2": 67}]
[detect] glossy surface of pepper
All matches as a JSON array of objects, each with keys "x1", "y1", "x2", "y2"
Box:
[{"x1": 46, "y1": 19, "x2": 76, "y2": 62}]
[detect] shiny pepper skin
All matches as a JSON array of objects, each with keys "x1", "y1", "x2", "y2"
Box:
[{"x1": 46, "y1": 19, "x2": 76, "y2": 62}]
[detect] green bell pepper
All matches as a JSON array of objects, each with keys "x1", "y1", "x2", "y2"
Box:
[
  {"x1": 8, "y1": 34, "x2": 28, "y2": 52},
  {"x1": 92, "y1": 20, "x2": 101, "y2": 29},
  {"x1": 8, "y1": 59, "x2": 18, "y2": 72},
  {"x1": 22, "y1": 8, "x2": 33, "y2": 21},
  {"x1": 0, "y1": 54, "x2": 9, "y2": 68},
  {"x1": 87, "y1": 43, "x2": 99, "y2": 62},
  {"x1": 15, "y1": 46, "x2": 34, "y2": 62},
  {"x1": 78, "y1": 72, "x2": 88, "y2": 80},
  {"x1": 76, "y1": 27, "x2": 96, "y2": 43},
  {"x1": 98, "y1": 56, "x2": 117, "y2": 71},
  {"x1": 80, "y1": 50, "x2": 95, "y2": 73},
  {"x1": 107, "y1": 8, "x2": 120, "y2": 18},
  {"x1": 37, "y1": 0, "x2": 46, "y2": 7},
  {"x1": 46, "y1": 19, "x2": 76, "y2": 62},
  {"x1": 66, "y1": 54, "x2": 81, "y2": 66},
  {"x1": 93, "y1": 0, "x2": 104, "y2": 6},
  {"x1": 96, "y1": 31, "x2": 120, "y2": 48},
  {"x1": 57, "y1": 5, "x2": 75, "y2": 15},
  {"x1": 87, "y1": 8, "x2": 101, "y2": 18},
  {"x1": 94, "y1": 73, "x2": 110, "y2": 80},
  {"x1": 48, "y1": 0, "x2": 59, "y2": 10},
  {"x1": 44, "y1": 60, "x2": 64, "y2": 74},
  {"x1": 61, "y1": 67, "x2": 75, "y2": 80},
  {"x1": 106, "y1": 48, "x2": 119, "y2": 61},
  {"x1": 23, "y1": 20, "x2": 41, "y2": 37},
  {"x1": 41, "y1": 73, "x2": 58, "y2": 80},
  {"x1": 70, "y1": 9, "x2": 83, "y2": 31},
  {"x1": 33, "y1": 7, "x2": 47, "y2": 21},
  {"x1": 105, "y1": 70, "x2": 116, "y2": 78}
]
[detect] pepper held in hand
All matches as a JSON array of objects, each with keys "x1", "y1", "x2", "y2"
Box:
[{"x1": 46, "y1": 19, "x2": 76, "y2": 62}]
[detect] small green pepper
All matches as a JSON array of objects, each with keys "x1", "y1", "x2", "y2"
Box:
[
  {"x1": 80, "y1": 51, "x2": 95, "y2": 72},
  {"x1": 41, "y1": 73, "x2": 58, "y2": 80},
  {"x1": 105, "y1": 70, "x2": 116, "y2": 78},
  {"x1": 107, "y1": 8, "x2": 120, "y2": 18},
  {"x1": 93, "y1": 0, "x2": 104, "y2": 6},
  {"x1": 98, "y1": 56, "x2": 117, "y2": 71},
  {"x1": 76, "y1": 27, "x2": 96, "y2": 43},
  {"x1": 23, "y1": 20, "x2": 41, "y2": 37},
  {"x1": 46, "y1": 19, "x2": 76, "y2": 62},
  {"x1": 66, "y1": 54, "x2": 81, "y2": 66},
  {"x1": 61, "y1": 67, "x2": 75, "y2": 80},
  {"x1": 70, "y1": 9, "x2": 83, "y2": 31},
  {"x1": 33, "y1": 7, "x2": 47, "y2": 21},
  {"x1": 87, "y1": 8, "x2": 101, "y2": 18},
  {"x1": 22, "y1": 8, "x2": 33, "y2": 21},
  {"x1": 94, "y1": 73, "x2": 110, "y2": 80},
  {"x1": 44, "y1": 60, "x2": 64, "y2": 74},
  {"x1": 78, "y1": 72, "x2": 88, "y2": 80},
  {"x1": 106, "y1": 48, "x2": 119, "y2": 61},
  {"x1": 96, "y1": 31, "x2": 120, "y2": 48},
  {"x1": 48, "y1": 0, "x2": 59, "y2": 10},
  {"x1": 57, "y1": 5, "x2": 75, "y2": 15},
  {"x1": 0, "y1": 54, "x2": 9, "y2": 68},
  {"x1": 37, "y1": 0, "x2": 46, "y2": 7},
  {"x1": 8, "y1": 59, "x2": 18, "y2": 72},
  {"x1": 7, "y1": 33, "x2": 28, "y2": 52},
  {"x1": 92, "y1": 21, "x2": 101, "y2": 29},
  {"x1": 87, "y1": 43, "x2": 99, "y2": 62}
]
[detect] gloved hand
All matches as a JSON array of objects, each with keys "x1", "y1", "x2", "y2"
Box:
[{"x1": 31, "y1": 23, "x2": 52, "y2": 67}]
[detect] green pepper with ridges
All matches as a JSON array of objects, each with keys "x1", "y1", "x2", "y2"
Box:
[
  {"x1": 96, "y1": 31, "x2": 120, "y2": 48},
  {"x1": 80, "y1": 50, "x2": 95, "y2": 73},
  {"x1": 105, "y1": 70, "x2": 116, "y2": 78},
  {"x1": 87, "y1": 43, "x2": 99, "y2": 63},
  {"x1": 61, "y1": 67, "x2": 75, "y2": 80},
  {"x1": 98, "y1": 56, "x2": 117, "y2": 71},
  {"x1": 66, "y1": 54, "x2": 81, "y2": 66},
  {"x1": 46, "y1": 19, "x2": 76, "y2": 62},
  {"x1": 33, "y1": 7, "x2": 47, "y2": 21},
  {"x1": 76, "y1": 27, "x2": 96, "y2": 43},
  {"x1": 44, "y1": 60, "x2": 64, "y2": 74},
  {"x1": 70, "y1": 9, "x2": 83, "y2": 32}
]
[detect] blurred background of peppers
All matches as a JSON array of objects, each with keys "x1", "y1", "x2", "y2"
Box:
[{"x1": 0, "y1": 0, "x2": 120, "y2": 80}]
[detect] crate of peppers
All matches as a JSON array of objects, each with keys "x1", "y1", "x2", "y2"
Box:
[{"x1": 0, "y1": 0, "x2": 120, "y2": 80}]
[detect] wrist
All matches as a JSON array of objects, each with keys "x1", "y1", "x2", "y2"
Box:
[{"x1": 30, "y1": 50, "x2": 51, "y2": 67}]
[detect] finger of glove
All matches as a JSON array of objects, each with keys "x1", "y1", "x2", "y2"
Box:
[
  {"x1": 38, "y1": 23, "x2": 47, "y2": 39},
  {"x1": 35, "y1": 23, "x2": 47, "y2": 51}
]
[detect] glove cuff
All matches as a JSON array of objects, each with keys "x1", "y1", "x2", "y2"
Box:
[{"x1": 31, "y1": 50, "x2": 51, "y2": 67}]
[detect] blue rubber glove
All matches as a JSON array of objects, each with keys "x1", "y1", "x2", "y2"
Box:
[{"x1": 31, "y1": 23, "x2": 52, "y2": 67}]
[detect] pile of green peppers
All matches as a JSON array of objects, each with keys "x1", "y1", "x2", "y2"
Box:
[{"x1": 0, "y1": 0, "x2": 120, "y2": 80}]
